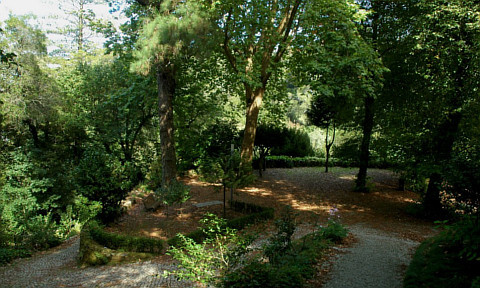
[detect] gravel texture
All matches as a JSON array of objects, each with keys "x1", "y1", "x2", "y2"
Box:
[
  {"x1": 0, "y1": 168, "x2": 431, "y2": 287},
  {"x1": 323, "y1": 224, "x2": 420, "y2": 288},
  {"x1": 0, "y1": 237, "x2": 195, "y2": 288}
]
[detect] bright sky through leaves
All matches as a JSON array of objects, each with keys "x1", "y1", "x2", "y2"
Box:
[{"x1": 0, "y1": 0, "x2": 124, "y2": 50}]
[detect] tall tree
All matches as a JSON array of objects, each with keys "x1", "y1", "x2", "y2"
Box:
[
  {"x1": 307, "y1": 96, "x2": 338, "y2": 173},
  {"x1": 295, "y1": 0, "x2": 385, "y2": 181},
  {"x1": 212, "y1": 0, "x2": 304, "y2": 170},
  {"x1": 132, "y1": 0, "x2": 212, "y2": 185},
  {"x1": 52, "y1": 0, "x2": 110, "y2": 54},
  {"x1": 407, "y1": 0, "x2": 480, "y2": 216}
]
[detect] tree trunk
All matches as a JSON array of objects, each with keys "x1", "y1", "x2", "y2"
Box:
[
  {"x1": 240, "y1": 86, "x2": 265, "y2": 172},
  {"x1": 356, "y1": 96, "x2": 375, "y2": 192},
  {"x1": 24, "y1": 119, "x2": 40, "y2": 148},
  {"x1": 324, "y1": 122, "x2": 336, "y2": 173},
  {"x1": 424, "y1": 110, "x2": 462, "y2": 217},
  {"x1": 157, "y1": 62, "x2": 177, "y2": 187}
]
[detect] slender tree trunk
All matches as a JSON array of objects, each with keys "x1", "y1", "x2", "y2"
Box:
[
  {"x1": 240, "y1": 86, "x2": 265, "y2": 172},
  {"x1": 356, "y1": 96, "x2": 375, "y2": 192},
  {"x1": 25, "y1": 119, "x2": 40, "y2": 148},
  {"x1": 325, "y1": 122, "x2": 336, "y2": 173},
  {"x1": 157, "y1": 62, "x2": 177, "y2": 186}
]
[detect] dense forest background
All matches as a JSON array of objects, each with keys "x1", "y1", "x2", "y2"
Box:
[{"x1": 0, "y1": 0, "x2": 479, "y2": 256}]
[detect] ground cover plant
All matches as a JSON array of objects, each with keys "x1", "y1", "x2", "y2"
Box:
[
  {"x1": 166, "y1": 205, "x2": 349, "y2": 287},
  {"x1": 404, "y1": 216, "x2": 480, "y2": 288}
]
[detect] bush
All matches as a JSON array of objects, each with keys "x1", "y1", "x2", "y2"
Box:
[
  {"x1": 85, "y1": 221, "x2": 164, "y2": 254},
  {"x1": 264, "y1": 206, "x2": 296, "y2": 264},
  {"x1": 315, "y1": 206, "x2": 349, "y2": 243},
  {"x1": 332, "y1": 137, "x2": 393, "y2": 168},
  {"x1": 261, "y1": 156, "x2": 323, "y2": 169},
  {"x1": 404, "y1": 216, "x2": 480, "y2": 288},
  {"x1": 222, "y1": 208, "x2": 337, "y2": 288},
  {"x1": 0, "y1": 150, "x2": 63, "y2": 250},
  {"x1": 270, "y1": 127, "x2": 314, "y2": 157},
  {"x1": 75, "y1": 144, "x2": 129, "y2": 223},
  {"x1": 0, "y1": 248, "x2": 31, "y2": 265},
  {"x1": 168, "y1": 201, "x2": 274, "y2": 247},
  {"x1": 165, "y1": 213, "x2": 253, "y2": 287},
  {"x1": 154, "y1": 179, "x2": 190, "y2": 217}
]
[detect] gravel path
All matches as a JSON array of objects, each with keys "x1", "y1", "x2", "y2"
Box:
[
  {"x1": 0, "y1": 224, "x2": 421, "y2": 288},
  {"x1": 323, "y1": 224, "x2": 420, "y2": 288},
  {"x1": 0, "y1": 168, "x2": 430, "y2": 287},
  {"x1": 0, "y1": 237, "x2": 194, "y2": 288}
]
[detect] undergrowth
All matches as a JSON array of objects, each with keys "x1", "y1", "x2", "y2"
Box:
[{"x1": 404, "y1": 216, "x2": 480, "y2": 288}]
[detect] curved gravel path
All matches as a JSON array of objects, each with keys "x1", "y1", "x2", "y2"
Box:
[
  {"x1": 0, "y1": 168, "x2": 431, "y2": 287},
  {"x1": 0, "y1": 237, "x2": 193, "y2": 288},
  {"x1": 323, "y1": 224, "x2": 420, "y2": 288}
]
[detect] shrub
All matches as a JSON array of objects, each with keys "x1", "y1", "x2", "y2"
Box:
[
  {"x1": 264, "y1": 206, "x2": 297, "y2": 264},
  {"x1": 404, "y1": 216, "x2": 480, "y2": 288},
  {"x1": 317, "y1": 206, "x2": 349, "y2": 243},
  {"x1": 0, "y1": 248, "x2": 31, "y2": 265},
  {"x1": 222, "y1": 208, "x2": 336, "y2": 288},
  {"x1": 85, "y1": 221, "x2": 164, "y2": 254},
  {"x1": 74, "y1": 144, "x2": 129, "y2": 223},
  {"x1": 262, "y1": 156, "x2": 323, "y2": 169},
  {"x1": 154, "y1": 179, "x2": 190, "y2": 217},
  {"x1": 168, "y1": 201, "x2": 274, "y2": 247},
  {"x1": 165, "y1": 213, "x2": 253, "y2": 287},
  {"x1": 270, "y1": 127, "x2": 314, "y2": 157}
]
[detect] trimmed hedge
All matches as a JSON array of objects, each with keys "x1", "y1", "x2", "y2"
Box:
[
  {"x1": 258, "y1": 156, "x2": 393, "y2": 169},
  {"x1": 81, "y1": 201, "x2": 274, "y2": 264},
  {"x1": 86, "y1": 221, "x2": 164, "y2": 254},
  {"x1": 168, "y1": 201, "x2": 274, "y2": 247}
]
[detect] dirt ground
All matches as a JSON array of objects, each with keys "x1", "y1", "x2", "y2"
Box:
[{"x1": 108, "y1": 167, "x2": 435, "y2": 243}]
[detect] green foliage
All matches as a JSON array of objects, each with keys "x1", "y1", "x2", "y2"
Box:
[
  {"x1": 74, "y1": 144, "x2": 129, "y2": 223},
  {"x1": 86, "y1": 220, "x2": 164, "y2": 254},
  {"x1": 262, "y1": 156, "x2": 322, "y2": 169},
  {"x1": 154, "y1": 179, "x2": 190, "y2": 217},
  {"x1": 264, "y1": 206, "x2": 297, "y2": 264},
  {"x1": 146, "y1": 157, "x2": 162, "y2": 190},
  {"x1": 168, "y1": 201, "x2": 274, "y2": 247},
  {"x1": 57, "y1": 195, "x2": 102, "y2": 239},
  {"x1": 222, "y1": 207, "x2": 341, "y2": 288},
  {"x1": 0, "y1": 149, "x2": 59, "y2": 250},
  {"x1": 0, "y1": 248, "x2": 31, "y2": 265},
  {"x1": 165, "y1": 213, "x2": 253, "y2": 286},
  {"x1": 404, "y1": 216, "x2": 480, "y2": 288},
  {"x1": 132, "y1": 0, "x2": 212, "y2": 74},
  {"x1": 442, "y1": 141, "x2": 480, "y2": 215},
  {"x1": 269, "y1": 127, "x2": 315, "y2": 158},
  {"x1": 201, "y1": 150, "x2": 255, "y2": 194},
  {"x1": 317, "y1": 206, "x2": 349, "y2": 243},
  {"x1": 154, "y1": 179, "x2": 190, "y2": 206}
]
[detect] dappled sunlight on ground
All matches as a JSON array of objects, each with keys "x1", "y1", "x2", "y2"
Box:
[{"x1": 109, "y1": 167, "x2": 435, "y2": 244}]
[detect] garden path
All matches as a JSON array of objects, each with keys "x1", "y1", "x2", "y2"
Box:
[{"x1": 0, "y1": 167, "x2": 435, "y2": 287}]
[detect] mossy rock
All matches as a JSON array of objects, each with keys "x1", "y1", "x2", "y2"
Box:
[
  {"x1": 79, "y1": 223, "x2": 156, "y2": 267},
  {"x1": 79, "y1": 232, "x2": 113, "y2": 266}
]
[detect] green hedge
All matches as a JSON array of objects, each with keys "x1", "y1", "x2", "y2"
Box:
[
  {"x1": 86, "y1": 221, "x2": 164, "y2": 254},
  {"x1": 258, "y1": 156, "x2": 392, "y2": 169},
  {"x1": 168, "y1": 201, "x2": 274, "y2": 247},
  {"x1": 83, "y1": 201, "x2": 274, "y2": 260}
]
